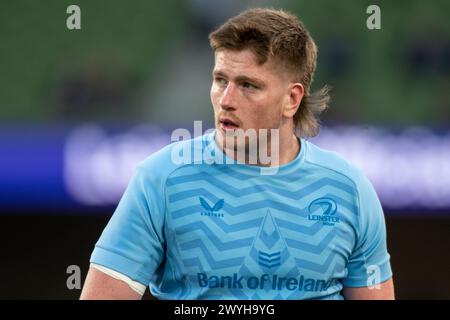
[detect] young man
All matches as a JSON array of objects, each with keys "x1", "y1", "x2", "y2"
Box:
[{"x1": 81, "y1": 8, "x2": 394, "y2": 300}]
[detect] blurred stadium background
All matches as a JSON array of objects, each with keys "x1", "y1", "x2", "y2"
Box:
[{"x1": 1, "y1": 0, "x2": 449, "y2": 299}]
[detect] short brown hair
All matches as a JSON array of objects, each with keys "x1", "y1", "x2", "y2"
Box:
[{"x1": 209, "y1": 8, "x2": 330, "y2": 138}]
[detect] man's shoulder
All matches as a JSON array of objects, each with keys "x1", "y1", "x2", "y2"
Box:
[
  {"x1": 304, "y1": 139, "x2": 367, "y2": 187},
  {"x1": 135, "y1": 133, "x2": 211, "y2": 182},
  {"x1": 305, "y1": 140, "x2": 384, "y2": 220}
]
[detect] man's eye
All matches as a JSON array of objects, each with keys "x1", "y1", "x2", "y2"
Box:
[
  {"x1": 242, "y1": 82, "x2": 257, "y2": 89},
  {"x1": 215, "y1": 77, "x2": 227, "y2": 85}
]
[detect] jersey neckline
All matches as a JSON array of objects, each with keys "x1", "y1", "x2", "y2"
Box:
[{"x1": 203, "y1": 129, "x2": 307, "y2": 176}]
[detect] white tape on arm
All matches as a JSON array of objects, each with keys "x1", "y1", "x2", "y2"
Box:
[{"x1": 90, "y1": 263, "x2": 147, "y2": 296}]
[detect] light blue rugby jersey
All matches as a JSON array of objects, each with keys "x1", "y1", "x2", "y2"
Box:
[{"x1": 91, "y1": 130, "x2": 392, "y2": 300}]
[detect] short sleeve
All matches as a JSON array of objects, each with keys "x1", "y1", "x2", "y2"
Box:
[
  {"x1": 342, "y1": 174, "x2": 393, "y2": 287},
  {"x1": 90, "y1": 165, "x2": 166, "y2": 286}
]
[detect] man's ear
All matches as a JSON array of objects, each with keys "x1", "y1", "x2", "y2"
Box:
[{"x1": 283, "y1": 83, "x2": 304, "y2": 118}]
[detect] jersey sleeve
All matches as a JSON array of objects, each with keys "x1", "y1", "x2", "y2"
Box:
[
  {"x1": 89, "y1": 165, "x2": 166, "y2": 287},
  {"x1": 342, "y1": 173, "x2": 393, "y2": 287}
]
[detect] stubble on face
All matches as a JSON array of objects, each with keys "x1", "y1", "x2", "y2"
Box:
[{"x1": 210, "y1": 49, "x2": 290, "y2": 164}]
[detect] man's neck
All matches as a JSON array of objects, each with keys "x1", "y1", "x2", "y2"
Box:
[
  {"x1": 215, "y1": 131, "x2": 300, "y2": 167},
  {"x1": 277, "y1": 134, "x2": 301, "y2": 166}
]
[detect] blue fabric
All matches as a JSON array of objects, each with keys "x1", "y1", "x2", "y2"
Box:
[{"x1": 90, "y1": 131, "x2": 392, "y2": 299}]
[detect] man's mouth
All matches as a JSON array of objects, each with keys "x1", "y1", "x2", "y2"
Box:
[{"x1": 219, "y1": 117, "x2": 239, "y2": 130}]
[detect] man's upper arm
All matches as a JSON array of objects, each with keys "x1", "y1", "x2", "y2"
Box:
[
  {"x1": 342, "y1": 172, "x2": 393, "y2": 289},
  {"x1": 80, "y1": 266, "x2": 142, "y2": 300},
  {"x1": 88, "y1": 165, "x2": 166, "y2": 294},
  {"x1": 343, "y1": 278, "x2": 395, "y2": 300}
]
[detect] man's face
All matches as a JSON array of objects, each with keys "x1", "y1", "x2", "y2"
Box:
[{"x1": 210, "y1": 48, "x2": 291, "y2": 152}]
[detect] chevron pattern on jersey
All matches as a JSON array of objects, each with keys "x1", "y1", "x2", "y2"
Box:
[{"x1": 161, "y1": 161, "x2": 358, "y2": 299}]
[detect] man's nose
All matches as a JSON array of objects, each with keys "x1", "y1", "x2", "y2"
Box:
[{"x1": 219, "y1": 83, "x2": 237, "y2": 110}]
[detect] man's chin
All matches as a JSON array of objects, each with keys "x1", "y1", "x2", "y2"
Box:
[{"x1": 223, "y1": 135, "x2": 252, "y2": 153}]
